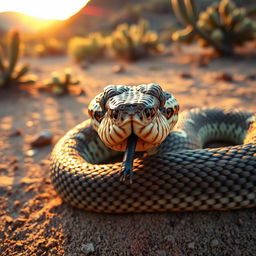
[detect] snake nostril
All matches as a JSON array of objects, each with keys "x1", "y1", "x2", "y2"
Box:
[
  {"x1": 112, "y1": 109, "x2": 119, "y2": 120},
  {"x1": 144, "y1": 108, "x2": 151, "y2": 118},
  {"x1": 150, "y1": 108, "x2": 156, "y2": 117}
]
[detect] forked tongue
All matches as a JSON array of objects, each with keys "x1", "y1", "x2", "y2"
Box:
[{"x1": 120, "y1": 133, "x2": 138, "y2": 183}]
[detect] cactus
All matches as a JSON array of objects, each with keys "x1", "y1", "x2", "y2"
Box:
[
  {"x1": 0, "y1": 30, "x2": 33, "y2": 88},
  {"x1": 109, "y1": 19, "x2": 163, "y2": 61},
  {"x1": 45, "y1": 69, "x2": 80, "y2": 95},
  {"x1": 68, "y1": 33, "x2": 105, "y2": 63},
  {"x1": 34, "y1": 38, "x2": 65, "y2": 57},
  {"x1": 171, "y1": 0, "x2": 256, "y2": 55}
]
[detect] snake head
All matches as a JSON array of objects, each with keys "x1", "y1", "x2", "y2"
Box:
[{"x1": 88, "y1": 83, "x2": 179, "y2": 152}]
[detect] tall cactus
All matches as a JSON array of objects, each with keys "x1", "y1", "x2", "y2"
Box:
[
  {"x1": 0, "y1": 30, "x2": 32, "y2": 88},
  {"x1": 171, "y1": 0, "x2": 256, "y2": 55}
]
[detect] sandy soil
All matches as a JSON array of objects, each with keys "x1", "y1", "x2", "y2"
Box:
[{"x1": 0, "y1": 45, "x2": 256, "y2": 256}]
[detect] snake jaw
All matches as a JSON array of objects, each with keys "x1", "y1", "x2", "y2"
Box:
[{"x1": 97, "y1": 112, "x2": 171, "y2": 152}]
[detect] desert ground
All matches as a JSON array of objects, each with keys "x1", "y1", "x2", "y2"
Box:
[{"x1": 0, "y1": 45, "x2": 256, "y2": 255}]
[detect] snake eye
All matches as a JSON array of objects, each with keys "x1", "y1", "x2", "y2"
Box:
[
  {"x1": 94, "y1": 111, "x2": 104, "y2": 122},
  {"x1": 111, "y1": 109, "x2": 119, "y2": 120},
  {"x1": 144, "y1": 108, "x2": 156, "y2": 118},
  {"x1": 166, "y1": 108, "x2": 174, "y2": 119}
]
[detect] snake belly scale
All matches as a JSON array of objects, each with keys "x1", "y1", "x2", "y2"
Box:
[{"x1": 50, "y1": 84, "x2": 256, "y2": 213}]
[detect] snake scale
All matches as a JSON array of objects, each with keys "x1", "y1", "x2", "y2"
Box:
[{"x1": 50, "y1": 84, "x2": 256, "y2": 213}]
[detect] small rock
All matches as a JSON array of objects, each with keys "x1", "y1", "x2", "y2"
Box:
[
  {"x1": 11, "y1": 163, "x2": 19, "y2": 171},
  {"x1": 26, "y1": 121, "x2": 35, "y2": 127},
  {"x1": 4, "y1": 215, "x2": 14, "y2": 224},
  {"x1": 31, "y1": 131, "x2": 53, "y2": 147},
  {"x1": 81, "y1": 243, "x2": 95, "y2": 255},
  {"x1": 14, "y1": 200, "x2": 21, "y2": 207},
  {"x1": 9, "y1": 157, "x2": 18, "y2": 163},
  {"x1": 187, "y1": 242, "x2": 195, "y2": 249},
  {"x1": 210, "y1": 238, "x2": 219, "y2": 247},
  {"x1": 25, "y1": 149, "x2": 37, "y2": 157},
  {"x1": 0, "y1": 164, "x2": 8, "y2": 172},
  {"x1": 10, "y1": 129, "x2": 23, "y2": 136},
  {"x1": 216, "y1": 72, "x2": 233, "y2": 82},
  {"x1": 246, "y1": 74, "x2": 256, "y2": 80},
  {"x1": 180, "y1": 72, "x2": 192, "y2": 79},
  {"x1": 112, "y1": 64, "x2": 125, "y2": 73}
]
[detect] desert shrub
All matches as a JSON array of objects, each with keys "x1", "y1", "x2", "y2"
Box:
[
  {"x1": 68, "y1": 33, "x2": 105, "y2": 63},
  {"x1": 108, "y1": 19, "x2": 163, "y2": 61},
  {"x1": 44, "y1": 69, "x2": 80, "y2": 95},
  {"x1": 0, "y1": 30, "x2": 33, "y2": 88},
  {"x1": 159, "y1": 23, "x2": 180, "y2": 45},
  {"x1": 33, "y1": 38, "x2": 65, "y2": 57},
  {"x1": 171, "y1": 0, "x2": 256, "y2": 55}
]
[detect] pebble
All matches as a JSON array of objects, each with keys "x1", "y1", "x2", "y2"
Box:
[
  {"x1": 187, "y1": 242, "x2": 195, "y2": 249},
  {"x1": 30, "y1": 131, "x2": 53, "y2": 147},
  {"x1": 11, "y1": 163, "x2": 19, "y2": 171},
  {"x1": 4, "y1": 215, "x2": 14, "y2": 224},
  {"x1": 26, "y1": 121, "x2": 35, "y2": 127},
  {"x1": 0, "y1": 164, "x2": 8, "y2": 171},
  {"x1": 180, "y1": 72, "x2": 192, "y2": 79},
  {"x1": 10, "y1": 129, "x2": 23, "y2": 136},
  {"x1": 14, "y1": 200, "x2": 21, "y2": 207},
  {"x1": 246, "y1": 74, "x2": 256, "y2": 80},
  {"x1": 112, "y1": 64, "x2": 125, "y2": 73},
  {"x1": 210, "y1": 238, "x2": 219, "y2": 247},
  {"x1": 25, "y1": 149, "x2": 37, "y2": 157},
  {"x1": 9, "y1": 157, "x2": 18, "y2": 163},
  {"x1": 81, "y1": 243, "x2": 95, "y2": 255},
  {"x1": 216, "y1": 72, "x2": 233, "y2": 82}
]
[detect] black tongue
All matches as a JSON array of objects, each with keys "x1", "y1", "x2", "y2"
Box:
[{"x1": 120, "y1": 133, "x2": 138, "y2": 183}]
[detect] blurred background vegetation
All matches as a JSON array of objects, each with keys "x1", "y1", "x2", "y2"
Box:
[{"x1": 0, "y1": 0, "x2": 255, "y2": 63}]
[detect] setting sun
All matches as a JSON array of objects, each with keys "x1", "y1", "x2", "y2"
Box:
[{"x1": 0, "y1": 0, "x2": 90, "y2": 20}]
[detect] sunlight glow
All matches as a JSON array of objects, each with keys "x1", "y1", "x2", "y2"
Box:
[{"x1": 0, "y1": 0, "x2": 90, "y2": 20}]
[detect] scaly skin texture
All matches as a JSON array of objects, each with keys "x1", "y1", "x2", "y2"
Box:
[{"x1": 50, "y1": 85, "x2": 256, "y2": 213}]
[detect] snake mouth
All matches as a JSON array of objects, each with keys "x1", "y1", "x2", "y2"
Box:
[
  {"x1": 102, "y1": 133, "x2": 162, "y2": 152},
  {"x1": 97, "y1": 115, "x2": 170, "y2": 152}
]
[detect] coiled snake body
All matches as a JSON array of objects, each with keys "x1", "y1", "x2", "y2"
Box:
[{"x1": 50, "y1": 84, "x2": 256, "y2": 212}]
